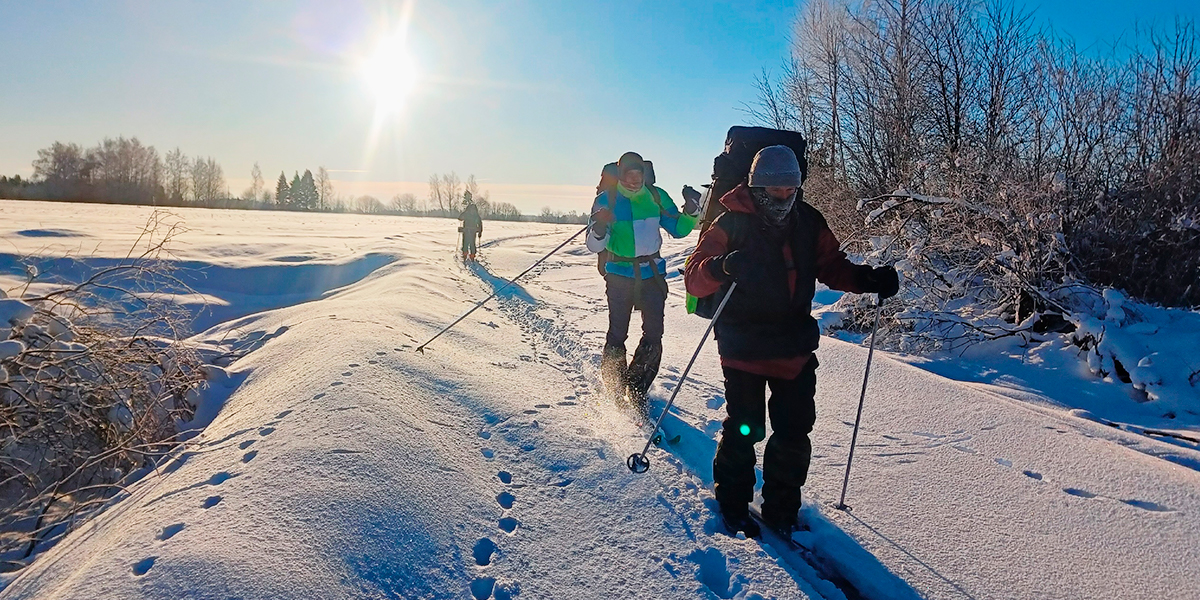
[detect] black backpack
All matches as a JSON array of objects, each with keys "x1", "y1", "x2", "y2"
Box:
[
  {"x1": 691, "y1": 126, "x2": 808, "y2": 318},
  {"x1": 699, "y1": 126, "x2": 808, "y2": 232}
]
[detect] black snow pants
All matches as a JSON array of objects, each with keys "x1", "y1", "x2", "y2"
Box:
[
  {"x1": 712, "y1": 357, "x2": 818, "y2": 521},
  {"x1": 599, "y1": 272, "x2": 666, "y2": 407}
]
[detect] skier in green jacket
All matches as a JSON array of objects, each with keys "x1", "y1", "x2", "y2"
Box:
[{"x1": 586, "y1": 152, "x2": 702, "y2": 413}]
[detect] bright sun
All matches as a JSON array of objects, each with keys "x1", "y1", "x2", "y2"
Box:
[{"x1": 362, "y1": 33, "x2": 419, "y2": 114}]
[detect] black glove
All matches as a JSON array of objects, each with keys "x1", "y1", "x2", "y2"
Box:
[
  {"x1": 707, "y1": 250, "x2": 749, "y2": 281},
  {"x1": 863, "y1": 265, "x2": 899, "y2": 299},
  {"x1": 681, "y1": 185, "x2": 702, "y2": 215}
]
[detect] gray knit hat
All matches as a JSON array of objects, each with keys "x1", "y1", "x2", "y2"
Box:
[{"x1": 748, "y1": 145, "x2": 802, "y2": 188}]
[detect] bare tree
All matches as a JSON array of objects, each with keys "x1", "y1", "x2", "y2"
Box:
[
  {"x1": 190, "y1": 157, "x2": 225, "y2": 206},
  {"x1": 391, "y1": 192, "x2": 418, "y2": 214},
  {"x1": 316, "y1": 167, "x2": 333, "y2": 211},
  {"x1": 31, "y1": 142, "x2": 91, "y2": 199},
  {"x1": 428, "y1": 174, "x2": 445, "y2": 213},
  {"x1": 164, "y1": 148, "x2": 189, "y2": 205},
  {"x1": 441, "y1": 172, "x2": 463, "y2": 210},
  {"x1": 355, "y1": 195, "x2": 383, "y2": 214},
  {"x1": 244, "y1": 162, "x2": 264, "y2": 202}
]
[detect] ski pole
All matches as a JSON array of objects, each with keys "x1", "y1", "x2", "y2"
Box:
[
  {"x1": 628, "y1": 281, "x2": 738, "y2": 474},
  {"x1": 416, "y1": 225, "x2": 588, "y2": 353},
  {"x1": 836, "y1": 296, "x2": 884, "y2": 510}
]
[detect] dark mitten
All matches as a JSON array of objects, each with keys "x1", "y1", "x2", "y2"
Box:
[
  {"x1": 681, "y1": 185, "x2": 702, "y2": 215},
  {"x1": 865, "y1": 265, "x2": 899, "y2": 299},
  {"x1": 720, "y1": 250, "x2": 751, "y2": 281}
]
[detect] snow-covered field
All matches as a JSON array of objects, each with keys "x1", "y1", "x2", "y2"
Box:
[{"x1": 1, "y1": 199, "x2": 1197, "y2": 599}]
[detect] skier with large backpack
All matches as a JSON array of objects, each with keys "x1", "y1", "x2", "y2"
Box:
[
  {"x1": 684, "y1": 141, "x2": 899, "y2": 538},
  {"x1": 587, "y1": 151, "x2": 702, "y2": 414}
]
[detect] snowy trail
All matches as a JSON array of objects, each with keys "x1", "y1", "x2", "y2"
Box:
[
  {"x1": 2, "y1": 201, "x2": 1198, "y2": 599},
  {"x1": 1, "y1": 207, "x2": 832, "y2": 599},
  {"x1": 473, "y1": 224, "x2": 1200, "y2": 600},
  {"x1": 457, "y1": 240, "x2": 865, "y2": 599}
]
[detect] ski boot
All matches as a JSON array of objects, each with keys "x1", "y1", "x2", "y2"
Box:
[
  {"x1": 760, "y1": 505, "x2": 801, "y2": 538},
  {"x1": 719, "y1": 502, "x2": 761, "y2": 538}
]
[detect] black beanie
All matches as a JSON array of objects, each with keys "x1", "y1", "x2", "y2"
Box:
[{"x1": 617, "y1": 152, "x2": 646, "y2": 177}]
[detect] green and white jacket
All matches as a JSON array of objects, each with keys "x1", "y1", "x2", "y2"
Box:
[{"x1": 586, "y1": 183, "x2": 698, "y2": 279}]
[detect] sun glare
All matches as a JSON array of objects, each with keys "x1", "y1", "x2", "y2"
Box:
[{"x1": 362, "y1": 33, "x2": 419, "y2": 114}]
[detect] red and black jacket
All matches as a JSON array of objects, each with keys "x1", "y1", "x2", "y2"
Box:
[{"x1": 684, "y1": 184, "x2": 872, "y2": 377}]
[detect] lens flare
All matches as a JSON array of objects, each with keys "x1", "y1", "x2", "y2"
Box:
[{"x1": 361, "y1": 33, "x2": 418, "y2": 115}]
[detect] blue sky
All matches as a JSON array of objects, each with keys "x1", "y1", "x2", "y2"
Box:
[{"x1": 2, "y1": 0, "x2": 1197, "y2": 213}]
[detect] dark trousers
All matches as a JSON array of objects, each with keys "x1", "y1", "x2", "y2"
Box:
[
  {"x1": 461, "y1": 230, "x2": 479, "y2": 255},
  {"x1": 713, "y1": 357, "x2": 818, "y2": 519},
  {"x1": 600, "y1": 273, "x2": 666, "y2": 402}
]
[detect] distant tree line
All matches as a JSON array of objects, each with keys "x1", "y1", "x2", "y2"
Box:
[
  {"x1": 0, "y1": 139, "x2": 586, "y2": 223},
  {"x1": 0, "y1": 137, "x2": 238, "y2": 208},
  {"x1": 749, "y1": 0, "x2": 1200, "y2": 308}
]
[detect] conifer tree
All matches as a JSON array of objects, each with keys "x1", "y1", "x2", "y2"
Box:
[
  {"x1": 289, "y1": 172, "x2": 301, "y2": 208},
  {"x1": 299, "y1": 169, "x2": 318, "y2": 210},
  {"x1": 275, "y1": 172, "x2": 289, "y2": 206}
]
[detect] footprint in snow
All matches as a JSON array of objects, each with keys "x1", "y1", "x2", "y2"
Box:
[
  {"x1": 1122, "y1": 499, "x2": 1172, "y2": 512},
  {"x1": 470, "y1": 578, "x2": 496, "y2": 600},
  {"x1": 534, "y1": 404, "x2": 551, "y2": 409},
  {"x1": 522, "y1": 410, "x2": 538, "y2": 415},
  {"x1": 208, "y1": 472, "x2": 235, "y2": 485},
  {"x1": 156, "y1": 523, "x2": 185, "y2": 541},
  {"x1": 558, "y1": 401, "x2": 577, "y2": 406},
  {"x1": 313, "y1": 393, "x2": 326, "y2": 400},
  {"x1": 376, "y1": 351, "x2": 387, "y2": 356},
  {"x1": 342, "y1": 371, "x2": 354, "y2": 377},
  {"x1": 348, "y1": 363, "x2": 361, "y2": 368},
  {"x1": 1023, "y1": 470, "x2": 1043, "y2": 480},
  {"x1": 496, "y1": 492, "x2": 515, "y2": 509},
  {"x1": 499, "y1": 517, "x2": 519, "y2": 534},
  {"x1": 202, "y1": 496, "x2": 222, "y2": 508},
  {"x1": 497, "y1": 471, "x2": 512, "y2": 484},
  {"x1": 242, "y1": 450, "x2": 258, "y2": 463},
  {"x1": 259, "y1": 427, "x2": 275, "y2": 436},
  {"x1": 330, "y1": 381, "x2": 344, "y2": 387},
  {"x1": 132, "y1": 557, "x2": 157, "y2": 576},
  {"x1": 481, "y1": 448, "x2": 495, "y2": 459},
  {"x1": 1063, "y1": 487, "x2": 1097, "y2": 498},
  {"x1": 473, "y1": 538, "x2": 497, "y2": 566},
  {"x1": 276, "y1": 410, "x2": 293, "y2": 419}
]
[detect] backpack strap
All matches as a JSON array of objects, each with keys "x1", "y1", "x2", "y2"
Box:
[{"x1": 647, "y1": 185, "x2": 668, "y2": 217}]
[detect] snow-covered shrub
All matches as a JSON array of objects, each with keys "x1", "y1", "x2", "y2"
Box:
[
  {"x1": 828, "y1": 180, "x2": 1073, "y2": 353},
  {"x1": 0, "y1": 212, "x2": 205, "y2": 568}
]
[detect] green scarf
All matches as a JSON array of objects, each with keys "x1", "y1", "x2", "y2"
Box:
[{"x1": 617, "y1": 183, "x2": 647, "y2": 200}]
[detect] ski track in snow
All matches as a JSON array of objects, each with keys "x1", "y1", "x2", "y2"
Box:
[
  {"x1": 3, "y1": 204, "x2": 1197, "y2": 600},
  {"x1": 461, "y1": 236, "x2": 887, "y2": 599}
]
